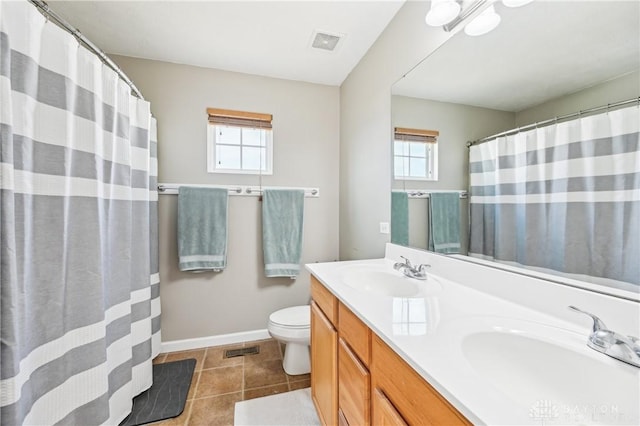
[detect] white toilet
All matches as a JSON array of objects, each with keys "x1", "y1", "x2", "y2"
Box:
[{"x1": 267, "y1": 305, "x2": 311, "y2": 375}]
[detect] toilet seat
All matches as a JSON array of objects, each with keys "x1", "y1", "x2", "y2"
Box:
[{"x1": 268, "y1": 305, "x2": 310, "y2": 329}]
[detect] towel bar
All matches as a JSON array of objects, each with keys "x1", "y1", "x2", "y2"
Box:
[{"x1": 157, "y1": 183, "x2": 320, "y2": 197}]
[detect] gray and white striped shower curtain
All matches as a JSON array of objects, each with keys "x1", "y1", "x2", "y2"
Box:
[
  {"x1": 469, "y1": 105, "x2": 639, "y2": 290},
  {"x1": 1, "y1": 1, "x2": 160, "y2": 424}
]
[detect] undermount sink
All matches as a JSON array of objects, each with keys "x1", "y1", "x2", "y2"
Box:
[
  {"x1": 461, "y1": 329, "x2": 640, "y2": 424},
  {"x1": 340, "y1": 264, "x2": 438, "y2": 297}
]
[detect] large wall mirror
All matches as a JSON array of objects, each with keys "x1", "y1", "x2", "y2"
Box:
[{"x1": 390, "y1": 1, "x2": 639, "y2": 295}]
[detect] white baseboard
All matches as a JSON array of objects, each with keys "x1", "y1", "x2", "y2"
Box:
[{"x1": 160, "y1": 329, "x2": 271, "y2": 353}]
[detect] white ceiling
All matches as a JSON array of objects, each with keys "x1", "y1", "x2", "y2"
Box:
[
  {"x1": 392, "y1": 1, "x2": 640, "y2": 112},
  {"x1": 47, "y1": 0, "x2": 405, "y2": 86}
]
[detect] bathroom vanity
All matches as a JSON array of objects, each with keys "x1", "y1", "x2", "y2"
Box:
[
  {"x1": 306, "y1": 244, "x2": 640, "y2": 426},
  {"x1": 310, "y1": 275, "x2": 469, "y2": 425}
]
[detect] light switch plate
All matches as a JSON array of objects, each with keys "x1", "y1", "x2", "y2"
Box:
[{"x1": 380, "y1": 222, "x2": 390, "y2": 234}]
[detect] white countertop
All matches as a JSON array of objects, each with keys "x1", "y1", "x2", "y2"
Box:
[{"x1": 306, "y1": 248, "x2": 640, "y2": 425}]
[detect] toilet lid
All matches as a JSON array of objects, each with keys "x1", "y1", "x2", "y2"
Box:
[{"x1": 269, "y1": 305, "x2": 310, "y2": 328}]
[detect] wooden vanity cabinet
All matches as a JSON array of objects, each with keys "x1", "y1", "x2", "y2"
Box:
[
  {"x1": 311, "y1": 276, "x2": 338, "y2": 426},
  {"x1": 311, "y1": 275, "x2": 469, "y2": 426}
]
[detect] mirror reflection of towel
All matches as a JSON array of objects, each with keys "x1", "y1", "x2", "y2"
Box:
[
  {"x1": 429, "y1": 192, "x2": 461, "y2": 254},
  {"x1": 391, "y1": 191, "x2": 409, "y2": 246}
]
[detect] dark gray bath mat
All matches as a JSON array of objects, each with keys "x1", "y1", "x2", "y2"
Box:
[{"x1": 120, "y1": 358, "x2": 196, "y2": 426}]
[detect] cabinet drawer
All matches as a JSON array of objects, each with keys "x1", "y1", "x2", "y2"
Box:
[
  {"x1": 372, "y1": 388, "x2": 408, "y2": 426},
  {"x1": 311, "y1": 275, "x2": 338, "y2": 326},
  {"x1": 371, "y1": 335, "x2": 471, "y2": 426},
  {"x1": 338, "y1": 338, "x2": 370, "y2": 426},
  {"x1": 338, "y1": 302, "x2": 371, "y2": 366},
  {"x1": 338, "y1": 409, "x2": 349, "y2": 426}
]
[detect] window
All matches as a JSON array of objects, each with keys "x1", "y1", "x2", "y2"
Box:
[
  {"x1": 207, "y1": 108, "x2": 273, "y2": 174},
  {"x1": 393, "y1": 127, "x2": 438, "y2": 181}
]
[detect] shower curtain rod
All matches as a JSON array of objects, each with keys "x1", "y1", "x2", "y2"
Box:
[
  {"x1": 28, "y1": 0, "x2": 145, "y2": 100},
  {"x1": 467, "y1": 96, "x2": 640, "y2": 148}
]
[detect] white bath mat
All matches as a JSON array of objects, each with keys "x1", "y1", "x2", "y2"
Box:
[{"x1": 234, "y1": 388, "x2": 320, "y2": 426}]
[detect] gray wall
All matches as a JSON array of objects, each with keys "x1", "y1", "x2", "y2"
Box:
[
  {"x1": 516, "y1": 71, "x2": 640, "y2": 125},
  {"x1": 339, "y1": 1, "x2": 457, "y2": 260},
  {"x1": 113, "y1": 56, "x2": 340, "y2": 341}
]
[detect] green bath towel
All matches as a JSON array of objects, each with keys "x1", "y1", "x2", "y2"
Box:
[
  {"x1": 178, "y1": 187, "x2": 228, "y2": 271},
  {"x1": 262, "y1": 189, "x2": 305, "y2": 278}
]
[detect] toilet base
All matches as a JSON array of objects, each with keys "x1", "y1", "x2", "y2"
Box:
[{"x1": 282, "y1": 342, "x2": 310, "y2": 375}]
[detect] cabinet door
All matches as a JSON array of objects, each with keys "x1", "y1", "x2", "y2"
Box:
[
  {"x1": 372, "y1": 388, "x2": 408, "y2": 426},
  {"x1": 311, "y1": 301, "x2": 338, "y2": 426},
  {"x1": 338, "y1": 338, "x2": 370, "y2": 426}
]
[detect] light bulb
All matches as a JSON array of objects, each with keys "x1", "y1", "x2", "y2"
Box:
[
  {"x1": 425, "y1": 0, "x2": 461, "y2": 27},
  {"x1": 464, "y1": 5, "x2": 501, "y2": 36}
]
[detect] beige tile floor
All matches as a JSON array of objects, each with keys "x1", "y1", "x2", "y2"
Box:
[{"x1": 150, "y1": 338, "x2": 310, "y2": 426}]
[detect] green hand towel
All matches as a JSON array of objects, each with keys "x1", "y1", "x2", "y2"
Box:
[
  {"x1": 262, "y1": 189, "x2": 305, "y2": 278},
  {"x1": 428, "y1": 192, "x2": 461, "y2": 254},
  {"x1": 178, "y1": 187, "x2": 228, "y2": 272}
]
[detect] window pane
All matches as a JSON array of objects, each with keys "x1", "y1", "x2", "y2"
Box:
[
  {"x1": 394, "y1": 156, "x2": 409, "y2": 177},
  {"x1": 242, "y1": 128, "x2": 265, "y2": 146},
  {"x1": 242, "y1": 146, "x2": 266, "y2": 170},
  {"x1": 394, "y1": 141, "x2": 408, "y2": 156},
  {"x1": 409, "y1": 142, "x2": 426, "y2": 156},
  {"x1": 217, "y1": 126, "x2": 241, "y2": 145},
  {"x1": 217, "y1": 145, "x2": 241, "y2": 169},
  {"x1": 409, "y1": 158, "x2": 427, "y2": 177}
]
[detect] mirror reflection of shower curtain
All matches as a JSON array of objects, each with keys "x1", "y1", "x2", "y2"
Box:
[
  {"x1": 1, "y1": 1, "x2": 160, "y2": 424},
  {"x1": 468, "y1": 105, "x2": 639, "y2": 289}
]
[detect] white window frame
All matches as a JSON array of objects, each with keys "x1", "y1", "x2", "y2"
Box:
[
  {"x1": 207, "y1": 123, "x2": 273, "y2": 175},
  {"x1": 393, "y1": 139, "x2": 438, "y2": 181}
]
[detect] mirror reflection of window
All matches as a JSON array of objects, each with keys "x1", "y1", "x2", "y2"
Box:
[
  {"x1": 392, "y1": 297, "x2": 440, "y2": 335},
  {"x1": 393, "y1": 127, "x2": 438, "y2": 181}
]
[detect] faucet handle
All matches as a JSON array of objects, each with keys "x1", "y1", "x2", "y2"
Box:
[
  {"x1": 627, "y1": 335, "x2": 640, "y2": 350},
  {"x1": 400, "y1": 256, "x2": 412, "y2": 267},
  {"x1": 417, "y1": 264, "x2": 431, "y2": 272},
  {"x1": 568, "y1": 306, "x2": 608, "y2": 333}
]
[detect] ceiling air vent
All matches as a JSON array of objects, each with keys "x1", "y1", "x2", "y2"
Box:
[{"x1": 311, "y1": 30, "x2": 343, "y2": 52}]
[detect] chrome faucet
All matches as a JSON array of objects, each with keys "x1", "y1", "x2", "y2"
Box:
[
  {"x1": 393, "y1": 256, "x2": 430, "y2": 280},
  {"x1": 569, "y1": 306, "x2": 640, "y2": 368}
]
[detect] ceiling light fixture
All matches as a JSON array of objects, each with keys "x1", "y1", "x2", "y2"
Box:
[
  {"x1": 427, "y1": 0, "x2": 533, "y2": 36},
  {"x1": 502, "y1": 0, "x2": 534, "y2": 7},
  {"x1": 425, "y1": 0, "x2": 461, "y2": 27},
  {"x1": 464, "y1": 4, "x2": 501, "y2": 36}
]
